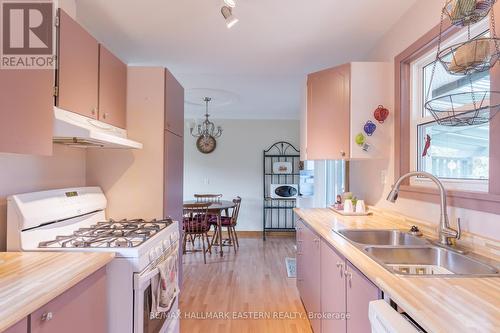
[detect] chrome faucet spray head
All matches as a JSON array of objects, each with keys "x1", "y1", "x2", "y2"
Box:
[{"x1": 386, "y1": 187, "x2": 399, "y2": 203}]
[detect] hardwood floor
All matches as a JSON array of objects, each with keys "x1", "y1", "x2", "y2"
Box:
[{"x1": 179, "y1": 237, "x2": 313, "y2": 333}]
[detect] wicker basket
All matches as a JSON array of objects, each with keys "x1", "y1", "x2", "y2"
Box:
[
  {"x1": 438, "y1": 38, "x2": 500, "y2": 75},
  {"x1": 443, "y1": 0, "x2": 496, "y2": 27}
]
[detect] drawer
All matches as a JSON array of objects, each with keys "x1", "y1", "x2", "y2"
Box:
[{"x1": 30, "y1": 268, "x2": 107, "y2": 333}]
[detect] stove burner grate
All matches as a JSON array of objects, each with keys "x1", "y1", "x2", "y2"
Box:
[{"x1": 38, "y1": 218, "x2": 173, "y2": 249}]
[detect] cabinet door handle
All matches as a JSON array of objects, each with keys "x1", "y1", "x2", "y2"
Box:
[
  {"x1": 345, "y1": 270, "x2": 353, "y2": 288},
  {"x1": 340, "y1": 150, "x2": 346, "y2": 157},
  {"x1": 336, "y1": 262, "x2": 345, "y2": 278},
  {"x1": 41, "y1": 312, "x2": 53, "y2": 321},
  {"x1": 102, "y1": 112, "x2": 108, "y2": 119},
  {"x1": 91, "y1": 108, "x2": 97, "y2": 115}
]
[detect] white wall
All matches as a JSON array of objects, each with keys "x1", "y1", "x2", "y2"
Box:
[
  {"x1": 86, "y1": 67, "x2": 165, "y2": 220},
  {"x1": 0, "y1": 145, "x2": 86, "y2": 250},
  {"x1": 350, "y1": 0, "x2": 500, "y2": 240},
  {"x1": 184, "y1": 119, "x2": 300, "y2": 231}
]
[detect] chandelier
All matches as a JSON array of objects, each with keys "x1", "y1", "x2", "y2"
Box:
[{"x1": 190, "y1": 97, "x2": 223, "y2": 138}]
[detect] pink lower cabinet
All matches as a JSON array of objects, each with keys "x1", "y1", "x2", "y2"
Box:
[
  {"x1": 296, "y1": 220, "x2": 305, "y2": 296},
  {"x1": 3, "y1": 318, "x2": 28, "y2": 333},
  {"x1": 30, "y1": 268, "x2": 107, "y2": 333},
  {"x1": 345, "y1": 261, "x2": 380, "y2": 333},
  {"x1": 296, "y1": 220, "x2": 381, "y2": 333},
  {"x1": 299, "y1": 221, "x2": 321, "y2": 333},
  {"x1": 321, "y1": 242, "x2": 347, "y2": 333}
]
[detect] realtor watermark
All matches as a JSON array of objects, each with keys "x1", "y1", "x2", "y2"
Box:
[
  {"x1": 1, "y1": 0, "x2": 55, "y2": 69},
  {"x1": 150, "y1": 311, "x2": 351, "y2": 321}
]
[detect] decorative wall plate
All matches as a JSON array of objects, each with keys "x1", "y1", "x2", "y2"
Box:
[{"x1": 273, "y1": 161, "x2": 293, "y2": 174}]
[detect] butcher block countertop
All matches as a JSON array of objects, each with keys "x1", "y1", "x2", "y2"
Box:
[
  {"x1": 294, "y1": 208, "x2": 500, "y2": 333},
  {"x1": 0, "y1": 252, "x2": 114, "y2": 332}
]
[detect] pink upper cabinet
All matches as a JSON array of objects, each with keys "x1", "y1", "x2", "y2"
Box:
[
  {"x1": 57, "y1": 9, "x2": 99, "y2": 119},
  {"x1": 98, "y1": 45, "x2": 127, "y2": 128},
  {"x1": 164, "y1": 130, "x2": 184, "y2": 223},
  {"x1": 304, "y1": 62, "x2": 392, "y2": 161},
  {"x1": 0, "y1": 69, "x2": 53, "y2": 156},
  {"x1": 164, "y1": 68, "x2": 184, "y2": 137},
  {"x1": 307, "y1": 64, "x2": 351, "y2": 160}
]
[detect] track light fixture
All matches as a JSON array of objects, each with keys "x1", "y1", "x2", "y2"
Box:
[{"x1": 221, "y1": 5, "x2": 239, "y2": 28}]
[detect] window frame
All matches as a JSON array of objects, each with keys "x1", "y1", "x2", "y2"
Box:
[
  {"x1": 394, "y1": 4, "x2": 500, "y2": 214},
  {"x1": 409, "y1": 20, "x2": 491, "y2": 191}
]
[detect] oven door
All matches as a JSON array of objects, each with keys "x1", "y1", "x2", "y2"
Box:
[{"x1": 133, "y1": 242, "x2": 179, "y2": 333}]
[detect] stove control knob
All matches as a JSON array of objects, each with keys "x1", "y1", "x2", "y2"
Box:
[
  {"x1": 162, "y1": 239, "x2": 170, "y2": 250},
  {"x1": 156, "y1": 246, "x2": 163, "y2": 257}
]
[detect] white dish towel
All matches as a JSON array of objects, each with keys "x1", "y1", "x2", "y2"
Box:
[{"x1": 151, "y1": 247, "x2": 179, "y2": 313}]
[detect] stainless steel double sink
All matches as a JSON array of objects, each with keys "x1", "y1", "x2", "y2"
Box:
[{"x1": 335, "y1": 229, "x2": 499, "y2": 277}]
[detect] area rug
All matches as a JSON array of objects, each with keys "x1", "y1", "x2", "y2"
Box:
[{"x1": 285, "y1": 257, "x2": 296, "y2": 278}]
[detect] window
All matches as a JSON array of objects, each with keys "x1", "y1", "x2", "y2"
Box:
[
  {"x1": 325, "y1": 160, "x2": 346, "y2": 206},
  {"x1": 409, "y1": 19, "x2": 490, "y2": 191}
]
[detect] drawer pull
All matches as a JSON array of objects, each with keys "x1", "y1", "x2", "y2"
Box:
[{"x1": 42, "y1": 312, "x2": 53, "y2": 321}]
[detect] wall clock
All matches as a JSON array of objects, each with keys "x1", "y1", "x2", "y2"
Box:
[{"x1": 196, "y1": 135, "x2": 217, "y2": 154}]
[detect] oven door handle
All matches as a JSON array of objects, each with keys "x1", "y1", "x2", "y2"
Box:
[
  {"x1": 134, "y1": 266, "x2": 161, "y2": 289},
  {"x1": 133, "y1": 242, "x2": 178, "y2": 290}
]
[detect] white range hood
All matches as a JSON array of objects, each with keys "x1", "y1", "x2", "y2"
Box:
[{"x1": 53, "y1": 107, "x2": 143, "y2": 149}]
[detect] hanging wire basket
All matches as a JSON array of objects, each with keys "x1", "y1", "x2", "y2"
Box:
[
  {"x1": 438, "y1": 37, "x2": 500, "y2": 75},
  {"x1": 443, "y1": 0, "x2": 496, "y2": 27},
  {"x1": 424, "y1": 91, "x2": 500, "y2": 126}
]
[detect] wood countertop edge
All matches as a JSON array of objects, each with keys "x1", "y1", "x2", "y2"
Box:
[
  {"x1": 0, "y1": 252, "x2": 115, "y2": 332},
  {"x1": 294, "y1": 208, "x2": 500, "y2": 333}
]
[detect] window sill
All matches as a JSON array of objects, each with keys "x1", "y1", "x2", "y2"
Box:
[
  {"x1": 410, "y1": 178, "x2": 488, "y2": 193},
  {"x1": 399, "y1": 184, "x2": 500, "y2": 215}
]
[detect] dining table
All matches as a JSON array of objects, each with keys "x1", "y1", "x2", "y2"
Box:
[{"x1": 183, "y1": 200, "x2": 236, "y2": 257}]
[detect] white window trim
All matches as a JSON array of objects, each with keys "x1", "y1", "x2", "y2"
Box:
[{"x1": 409, "y1": 18, "x2": 490, "y2": 192}]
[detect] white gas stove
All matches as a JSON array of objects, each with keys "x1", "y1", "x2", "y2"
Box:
[{"x1": 6, "y1": 187, "x2": 180, "y2": 333}]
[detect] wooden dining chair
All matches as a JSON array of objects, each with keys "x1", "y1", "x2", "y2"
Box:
[
  {"x1": 182, "y1": 202, "x2": 212, "y2": 264},
  {"x1": 194, "y1": 193, "x2": 223, "y2": 222},
  {"x1": 211, "y1": 197, "x2": 241, "y2": 252}
]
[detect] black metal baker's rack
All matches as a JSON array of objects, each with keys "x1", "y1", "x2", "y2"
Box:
[{"x1": 263, "y1": 142, "x2": 300, "y2": 240}]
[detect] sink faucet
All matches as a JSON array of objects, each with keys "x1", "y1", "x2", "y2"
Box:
[{"x1": 386, "y1": 171, "x2": 461, "y2": 246}]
